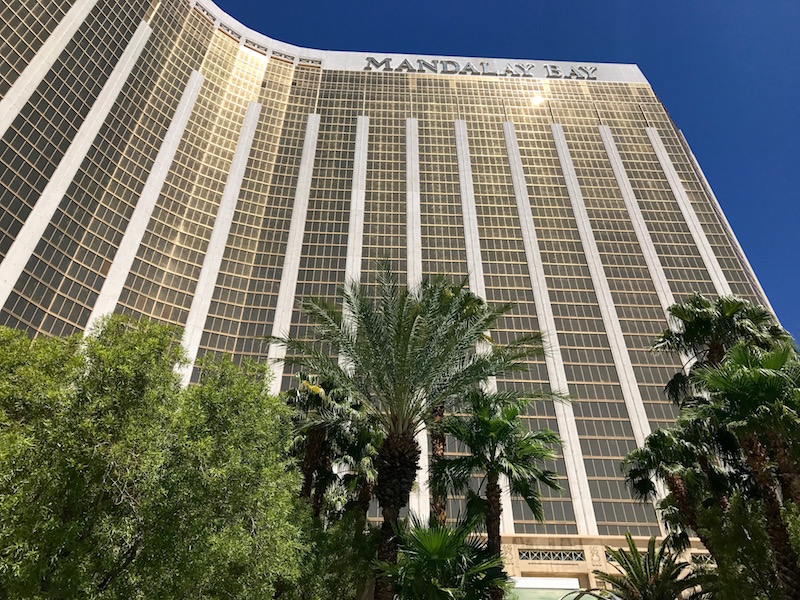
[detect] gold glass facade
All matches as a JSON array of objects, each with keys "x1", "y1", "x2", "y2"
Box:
[{"x1": 0, "y1": 0, "x2": 770, "y2": 584}]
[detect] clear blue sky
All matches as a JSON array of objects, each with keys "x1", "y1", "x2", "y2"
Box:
[{"x1": 217, "y1": 0, "x2": 799, "y2": 335}]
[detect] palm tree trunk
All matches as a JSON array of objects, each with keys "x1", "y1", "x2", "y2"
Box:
[
  {"x1": 707, "y1": 341, "x2": 725, "y2": 367},
  {"x1": 375, "y1": 505, "x2": 400, "y2": 600},
  {"x1": 357, "y1": 478, "x2": 373, "y2": 524},
  {"x1": 766, "y1": 431, "x2": 800, "y2": 508},
  {"x1": 486, "y1": 471, "x2": 504, "y2": 600},
  {"x1": 301, "y1": 426, "x2": 326, "y2": 500},
  {"x1": 312, "y1": 456, "x2": 332, "y2": 518},
  {"x1": 431, "y1": 404, "x2": 447, "y2": 526},
  {"x1": 664, "y1": 473, "x2": 719, "y2": 560},
  {"x1": 696, "y1": 454, "x2": 730, "y2": 512},
  {"x1": 740, "y1": 434, "x2": 800, "y2": 600},
  {"x1": 374, "y1": 430, "x2": 421, "y2": 600}
]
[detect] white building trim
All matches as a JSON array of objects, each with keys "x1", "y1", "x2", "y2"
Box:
[
  {"x1": 406, "y1": 118, "x2": 422, "y2": 289},
  {"x1": 646, "y1": 127, "x2": 732, "y2": 296},
  {"x1": 454, "y1": 119, "x2": 515, "y2": 535},
  {"x1": 343, "y1": 116, "x2": 369, "y2": 287},
  {"x1": 454, "y1": 120, "x2": 486, "y2": 298},
  {"x1": 599, "y1": 126, "x2": 675, "y2": 313},
  {"x1": 599, "y1": 125, "x2": 677, "y2": 535},
  {"x1": 179, "y1": 100, "x2": 261, "y2": 385},
  {"x1": 551, "y1": 124, "x2": 652, "y2": 450},
  {"x1": 503, "y1": 121, "x2": 598, "y2": 536},
  {"x1": 0, "y1": 21, "x2": 153, "y2": 313},
  {"x1": 405, "y1": 117, "x2": 430, "y2": 522},
  {"x1": 86, "y1": 69, "x2": 204, "y2": 330},
  {"x1": 0, "y1": 0, "x2": 102, "y2": 139},
  {"x1": 266, "y1": 113, "x2": 321, "y2": 395}
]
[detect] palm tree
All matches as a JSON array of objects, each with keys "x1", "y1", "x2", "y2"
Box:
[
  {"x1": 270, "y1": 267, "x2": 538, "y2": 600},
  {"x1": 693, "y1": 344, "x2": 800, "y2": 599},
  {"x1": 285, "y1": 373, "x2": 335, "y2": 506},
  {"x1": 623, "y1": 421, "x2": 734, "y2": 560},
  {"x1": 421, "y1": 278, "x2": 493, "y2": 527},
  {"x1": 378, "y1": 512, "x2": 509, "y2": 600},
  {"x1": 652, "y1": 293, "x2": 790, "y2": 405},
  {"x1": 433, "y1": 389, "x2": 561, "y2": 599},
  {"x1": 562, "y1": 534, "x2": 709, "y2": 600}
]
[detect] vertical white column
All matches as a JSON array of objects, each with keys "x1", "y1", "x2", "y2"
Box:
[
  {"x1": 338, "y1": 116, "x2": 368, "y2": 369},
  {"x1": 454, "y1": 120, "x2": 486, "y2": 298},
  {"x1": 0, "y1": 21, "x2": 153, "y2": 311},
  {"x1": 86, "y1": 69, "x2": 204, "y2": 330},
  {"x1": 266, "y1": 113, "x2": 321, "y2": 395},
  {"x1": 406, "y1": 118, "x2": 422, "y2": 289},
  {"x1": 551, "y1": 124, "x2": 652, "y2": 449},
  {"x1": 406, "y1": 117, "x2": 430, "y2": 522},
  {"x1": 343, "y1": 116, "x2": 369, "y2": 286},
  {"x1": 0, "y1": 0, "x2": 102, "y2": 138},
  {"x1": 599, "y1": 125, "x2": 679, "y2": 533},
  {"x1": 454, "y1": 119, "x2": 515, "y2": 535},
  {"x1": 600, "y1": 126, "x2": 675, "y2": 314},
  {"x1": 646, "y1": 127, "x2": 732, "y2": 296},
  {"x1": 178, "y1": 100, "x2": 261, "y2": 386},
  {"x1": 503, "y1": 121, "x2": 598, "y2": 536}
]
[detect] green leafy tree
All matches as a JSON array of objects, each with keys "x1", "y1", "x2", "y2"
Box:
[
  {"x1": 433, "y1": 389, "x2": 560, "y2": 599},
  {"x1": 563, "y1": 534, "x2": 708, "y2": 600},
  {"x1": 270, "y1": 267, "x2": 538, "y2": 600},
  {"x1": 0, "y1": 316, "x2": 305, "y2": 599}
]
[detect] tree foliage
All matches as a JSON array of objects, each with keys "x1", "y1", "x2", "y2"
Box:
[
  {"x1": 432, "y1": 389, "x2": 560, "y2": 555},
  {"x1": 563, "y1": 534, "x2": 709, "y2": 600},
  {"x1": 0, "y1": 315, "x2": 304, "y2": 599},
  {"x1": 270, "y1": 266, "x2": 541, "y2": 600},
  {"x1": 624, "y1": 294, "x2": 800, "y2": 600},
  {"x1": 378, "y1": 512, "x2": 509, "y2": 600}
]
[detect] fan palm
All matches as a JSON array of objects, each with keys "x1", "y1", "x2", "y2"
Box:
[
  {"x1": 652, "y1": 293, "x2": 790, "y2": 405},
  {"x1": 623, "y1": 421, "x2": 734, "y2": 559},
  {"x1": 562, "y1": 534, "x2": 708, "y2": 600},
  {"x1": 693, "y1": 344, "x2": 800, "y2": 598},
  {"x1": 433, "y1": 389, "x2": 560, "y2": 599},
  {"x1": 270, "y1": 267, "x2": 539, "y2": 600},
  {"x1": 378, "y1": 512, "x2": 509, "y2": 600},
  {"x1": 285, "y1": 373, "x2": 335, "y2": 505}
]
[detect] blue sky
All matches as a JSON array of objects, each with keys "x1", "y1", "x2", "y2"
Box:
[{"x1": 217, "y1": 0, "x2": 799, "y2": 334}]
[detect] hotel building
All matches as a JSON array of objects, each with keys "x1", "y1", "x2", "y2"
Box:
[{"x1": 0, "y1": 0, "x2": 772, "y2": 593}]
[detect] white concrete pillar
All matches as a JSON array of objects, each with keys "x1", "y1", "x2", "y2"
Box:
[
  {"x1": 551, "y1": 123, "x2": 652, "y2": 450},
  {"x1": 0, "y1": 21, "x2": 153, "y2": 312},
  {"x1": 503, "y1": 121, "x2": 599, "y2": 536},
  {"x1": 405, "y1": 117, "x2": 430, "y2": 522},
  {"x1": 179, "y1": 100, "x2": 262, "y2": 385},
  {"x1": 266, "y1": 113, "x2": 321, "y2": 395},
  {"x1": 0, "y1": 0, "x2": 102, "y2": 138},
  {"x1": 646, "y1": 127, "x2": 732, "y2": 296},
  {"x1": 86, "y1": 69, "x2": 204, "y2": 330},
  {"x1": 454, "y1": 119, "x2": 516, "y2": 535}
]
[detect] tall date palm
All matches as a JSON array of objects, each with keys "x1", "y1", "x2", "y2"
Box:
[{"x1": 270, "y1": 267, "x2": 539, "y2": 600}]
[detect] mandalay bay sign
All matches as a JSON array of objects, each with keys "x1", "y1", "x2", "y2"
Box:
[{"x1": 363, "y1": 56, "x2": 598, "y2": 79}]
